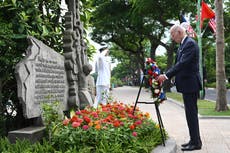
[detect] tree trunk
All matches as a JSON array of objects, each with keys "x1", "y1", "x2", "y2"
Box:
[
  {"x1": 150, "y1": 40, "x2": 158, "y2": 60},
  {"x1": 215, "y1": 0, "x2": 228, "y2": 111}
]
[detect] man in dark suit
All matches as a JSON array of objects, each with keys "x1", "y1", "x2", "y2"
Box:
[{"x1": 157, "y1": 24, "x2": 202, "y2": 151}]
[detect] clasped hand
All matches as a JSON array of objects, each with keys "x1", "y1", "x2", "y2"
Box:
[{"x1": 157, "y1": 74, "x2": 167, "y2": 84}]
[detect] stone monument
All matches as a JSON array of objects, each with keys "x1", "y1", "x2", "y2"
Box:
[
  {"x1": 10, "y1": 36, "x2": 68, "y2": 143},
  {"x1": 15, "y1": 36, "x2": 68, "y2": 120},
  {"x1": 63, "y1": 0, "x2": 93, "y2": 109},
  {"x1": 9, "y1": 0, "x2": 94, "y2": 143}
]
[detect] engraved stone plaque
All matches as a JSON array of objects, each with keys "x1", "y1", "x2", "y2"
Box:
[{"x1": 15, "y1": 36, "x2": 68, "y2": 119}]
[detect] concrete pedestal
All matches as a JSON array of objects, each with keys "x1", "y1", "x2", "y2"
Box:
[{"x1": 8, "y1": 126, "x2": 45, "y2": 143}]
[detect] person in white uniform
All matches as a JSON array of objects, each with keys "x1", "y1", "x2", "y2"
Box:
[{"x1": 94, "y1": 43, "x2": 111, "y2": 108}]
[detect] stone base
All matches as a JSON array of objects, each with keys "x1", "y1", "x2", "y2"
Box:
[
  {"x1": 151, "y1": 138, "x2": 177, "y2": 153},
  {"x1": 8, "y1": 126, "x2": 46, "y2": 143}
]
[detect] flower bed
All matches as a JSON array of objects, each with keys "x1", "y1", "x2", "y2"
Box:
[
  {"x1": 52, "y1": 102, "x2": 167, "y2": 152},
  {"x1": 0, "y1": 58, "x2": 168, "y2": 152}
]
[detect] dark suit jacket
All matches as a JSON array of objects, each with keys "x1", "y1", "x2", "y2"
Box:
[{"x1": 166, "y1": 37, "x2": 202, "y2": 93}]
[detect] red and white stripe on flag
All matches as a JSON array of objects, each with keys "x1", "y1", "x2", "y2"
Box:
[
  {"x1": 180, "y1": 22, "x2": 197, "y2": 38},
  {"x1": 187, "y1": 25, "x2": 196, "y2": 38},
  {"x1": 208, "y1": 18, "x2": 216, "y2": 34}
]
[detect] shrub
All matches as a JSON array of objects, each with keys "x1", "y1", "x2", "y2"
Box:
[
  {"x1": 0, "y1": 115, "x2": 6, "y2": 137},
  {"x1": 0, "y1": 137, "x2": 55, "y2": 153},
  {"x1": 52, "y1": 102, "x2": 167, "y2": 152},
  {"x1": 206, "y1": 82, "x2": 230, "y2": 89},
  {"x1": 226, "y1": 83, "x2": 230, "y2": 89},
  {"x1": 206, "y1": 82, "x2": 216, "y2": 88},
  {"x1": 41, "y1": 100, "x2": 63, "y2": 142},
  {"x1": 0, "y1": 102, "x2": 167, "y2": 152},
  {"x1": 111, "y1": 77, "x2": 123, "y2": 88}
]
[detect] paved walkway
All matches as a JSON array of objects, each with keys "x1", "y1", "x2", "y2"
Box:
[{"x1": 111, "y1": 86, "x2": 230, "y2": 153}]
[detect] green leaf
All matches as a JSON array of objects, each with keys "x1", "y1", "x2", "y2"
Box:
[
  {"x1": 20, "y1": 11, "x2": 29, "y2": 21},
  {"x1": 18, "y1": 25, "x2": 25, "y2": 33},
  {"x1": 11, "y1": 0, "x2": 16, "y2": 6},
  {"x1": 11, "y1": 34, "x2": 27, "y2": 39},
  {"x1": 42, "y1": 25, "x2": 49, "y2": 36}
]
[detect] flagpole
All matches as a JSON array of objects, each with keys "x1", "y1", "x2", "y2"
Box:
[{"x1": 196, "y1": 0, "x2": 204, "y2": 99}]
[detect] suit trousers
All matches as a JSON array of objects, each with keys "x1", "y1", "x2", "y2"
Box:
[{"x1": 182, "y1": 92, "x2": 201, "y2": 145}]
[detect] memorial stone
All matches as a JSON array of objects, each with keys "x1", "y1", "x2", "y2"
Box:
[{"x1": 15, "y1": 36, "x2": 68, "y2": 119}]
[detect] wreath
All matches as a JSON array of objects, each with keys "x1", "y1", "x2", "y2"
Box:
[{"x1": 145, "y1": 58, "x2": 166, "y2": 104}]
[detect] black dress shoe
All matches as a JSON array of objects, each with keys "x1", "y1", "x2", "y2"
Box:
[
  {"x1": 181, "y1": 144, "x2": 202, "y2": 151},
  {"x1": 181, "y1": 141, "x2": 191, "y2": 147}
]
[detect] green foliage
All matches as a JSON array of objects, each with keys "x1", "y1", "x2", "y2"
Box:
[
  {"x1": 52, "y1": 103, "x2": 167, "y2": 152},
  {"x1": 0, "y1": 0, "x2": 65, "y2": 130},
  {"x1": 90, "y1": 0, "x2": 149, "y2": 72},
  {"x1": 0, "y1": 115, "x2": 6, "y2": 137},
  {"x1": 0, "y1": 102, "x2": 167, "y2": 152},
  {"x1": 166, "y1": 92, "x2": 230, "y2": 115},
  {"x1": 0, "y1": 137, "x2": 56, "y2": 153},
  {"x1": 112, "y1": 62, "x2": 132, "y2": 80},
  {"x1": 226, "y1": 83, "x2": 230, "y2": 89},
  {"x1": 155, "y1": 55, "x2": 167, "y2": 72},
  {"x1": 206, "y1": 82, "x2": 230, "y2": 89},
  {"x1": 202, "y1": 25, "x2": 216, "y2": 83},
  {"x1": 41, "y1": 100, "x2": 63, "y2": 142},
  {"x1": 89, "y1": 0, "x2": 199, "y2": 88},
  {"x1": 206, "y1": 82, "x2": 216, "y2": 88},
  {"x1": 0, "y1": 0, "x2": 64, "y2": 52},
  {"x1": 111, "y1": 77, "x2": 123, "y2": 88}
]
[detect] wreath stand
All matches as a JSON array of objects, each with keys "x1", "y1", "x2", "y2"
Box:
[{"x1": 132, "y1": 76, "x2": 166, "y2": 146}]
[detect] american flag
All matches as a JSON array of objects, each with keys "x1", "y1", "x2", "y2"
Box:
[
  {"x1": 208, "y1": 17, "x2": 216, "y2": 34},
  {"x1": 180, "y1": 22, "x2": 197, "y2": 38},
  {"x1": 187, "y1": 24, "x2": 197, "y2": 38}
]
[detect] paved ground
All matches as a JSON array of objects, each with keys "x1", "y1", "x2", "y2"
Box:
[{"x1": 111, "y1": 86, "x2": 230, "y2": 153}]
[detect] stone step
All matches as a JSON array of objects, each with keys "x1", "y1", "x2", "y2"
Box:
[{"x1": 8, "y1": 126, "x2": 46, "y2": 143}]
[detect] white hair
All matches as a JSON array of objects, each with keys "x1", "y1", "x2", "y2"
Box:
[
  {"x1": 170, "y1": 24, "x2": 186, "y2": 35},
  {"x1": 180, "y1": 22, "x2": 190, "y2": 31}
]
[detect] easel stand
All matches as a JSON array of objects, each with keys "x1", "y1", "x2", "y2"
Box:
[{"x1": 133, "y1": 76, "x2": 166, "y2": 146}]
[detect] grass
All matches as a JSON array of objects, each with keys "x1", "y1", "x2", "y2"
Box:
[{"x1": 166, "y1": 92, "x2": 230, "y2": 116}]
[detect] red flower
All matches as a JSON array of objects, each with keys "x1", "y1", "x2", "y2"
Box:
[
  {"x1": 153, "y1": 72, "x2": 158, "y2": 77},
  {"x1": 129, "y1": 124, "x2": 135, "y2": 130},
  {"x1": 104, "y1": 115, "x2": 114, "y2": 122},
  {"x1": 81, "y1": 110, "x2": 89, "y2": 114},
  {"x1": 147, "y1": 58, "x2": 154, "y2": 63},
  {"x1": 134, "y1": 120, "x2": 142, "y2": 126},
  {"x1": 62, "y1": 119, "x2": 70, "y2": 126},
  {"x1": 102, "y1": 107, "x2": 109, "y2": 112},
  {"x1": 147, "y1": 70, "x2": 153, "y2": 75},
  {"x1": 132, "y1": 132, "x2": 138, "y2": 137},
  {"x1": 113, "y1": 120, "x2": 120, "y2": 127},
  {"x1": 71, "y1": 115, "x2": 78, "y2": 122},
  {"x1": 91, "y1": 112, "x2": 99, "y2": 118},
  {"x1": 75, "y1": 111, "x2": 81, "y2": 115},
  {"x1": 128, "y1": 113, "x2": 135, "y2": 119},
  {"x1": 77, "y1": 118, "x2": 83, "y2": 123},
  {"x1": 82, "y1": 125, "x2": 89, "y2": 130},
  {"x1": 72, "y1": 122, "x2": 81, "y2": 128},
  {"x1": 83, "y1": 116, "x2": 91, "y2": 123}
]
